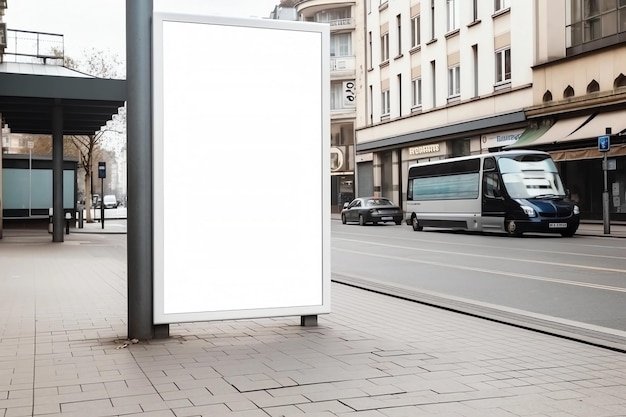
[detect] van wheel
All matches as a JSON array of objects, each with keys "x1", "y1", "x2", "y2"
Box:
[
  {"x1": 412, "y1": 217, "x2": 423, "y2": 231},
  {"x1": 506, "y1": 220, "x2": 521, "y2": 237}
]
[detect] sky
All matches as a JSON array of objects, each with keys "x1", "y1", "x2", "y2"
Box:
[{"x1": 4, "y1": 0, "x2": 281, "y2": 60}]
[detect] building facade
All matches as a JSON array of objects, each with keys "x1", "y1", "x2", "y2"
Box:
[
  {"x1": 511, "y1": 0, "x2": 626, "y2": 221},
  {"x1": 296, "y1": 0, "x2": 361, "y2": 212},
  {"x1": 354, "y1": 0, "x2": 535, "y2": 212},
  {"x1": 342, "y1": 0, "x2": 626, "y2": 222}
]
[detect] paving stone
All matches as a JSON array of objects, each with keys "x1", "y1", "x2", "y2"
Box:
[{"x1": 2, "y1": 234, "x2": 626, "y2": 417}]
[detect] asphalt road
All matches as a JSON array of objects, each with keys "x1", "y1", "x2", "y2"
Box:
[{"x1": 331, "y1": 221, "x2": 626, "y2": 349}]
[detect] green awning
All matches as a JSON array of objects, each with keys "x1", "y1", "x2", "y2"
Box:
[{"x1": 506, "y1": 124, "x2": 552, "y2": 149}]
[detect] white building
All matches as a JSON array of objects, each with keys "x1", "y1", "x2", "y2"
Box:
[
  {"x1": 334, "y1": 0, "x2": 626, "y2": 222},
  {"x1": 296, "y1": 0, "x2": 361, "y2": 212},
  {"x1": 354, "y1": 0, "x2": 534, "y2": 211}
]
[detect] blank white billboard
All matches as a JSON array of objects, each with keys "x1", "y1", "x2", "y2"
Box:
[{"x1": 152, "y1": 13, "x2": 330, "y2": 324}]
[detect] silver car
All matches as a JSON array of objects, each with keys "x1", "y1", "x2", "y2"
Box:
[{"x1": 341, "y1": 197, "x2": 403, "y2": 226}]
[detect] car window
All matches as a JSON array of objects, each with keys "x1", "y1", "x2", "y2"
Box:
[{"x1": 367, "y1": 198, "x2": 392, "y2": 206}]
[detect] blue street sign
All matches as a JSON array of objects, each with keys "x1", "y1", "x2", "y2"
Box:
[{"x1": 598, "y1": 135, "x2": 610, "y2": 152}]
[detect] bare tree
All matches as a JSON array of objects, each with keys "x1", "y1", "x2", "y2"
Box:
[
  {"x1": 72, "y1": 134, "x2": 104, "y2": 222},
  {"x1": 78, "y1": 47, "x2": 124, "y2": 79},
  {"x1": 62, "y1": 49, "x2": 126, "y2": 221}
]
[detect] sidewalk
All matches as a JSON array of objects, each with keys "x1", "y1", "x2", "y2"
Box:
[
  {"x1": 329, "y1": 213, "x2": 626, "y2": 238},
  {"x1": 1, "y1": 228, "x2": 626, "y2": 416},
  {"x1": 72, "y1": 216, "x2": 626, "y2": 238}
]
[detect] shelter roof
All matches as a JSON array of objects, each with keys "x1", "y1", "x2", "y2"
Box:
[{"x1": 0, "y1": 62, "x2": 126, "y2": 135}]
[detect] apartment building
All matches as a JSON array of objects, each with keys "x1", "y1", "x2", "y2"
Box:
[
  {"x1": 345, "y1": 0, "x2": 626, "y2": 221},
  {"x1": 296, "y1": 0, "x2": 361, "y2": 212},
  {"x1": 354, "y1": 0, "x2": 534, "y2": 211},
  {"x1": 512, "y1": 1, "x2": 626, "y2": 221}
]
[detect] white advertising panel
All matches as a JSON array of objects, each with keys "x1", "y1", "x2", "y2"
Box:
[{"x1": 152, "y1": 13, "x2": 330, "y2": 324}]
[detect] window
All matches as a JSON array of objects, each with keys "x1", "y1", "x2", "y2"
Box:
[
  {"x1": 495, "y1": 0, "x2": 509, "y2": 12},
  {"x1": 568, "y1": 0, "x2": 626, "y2": 47},
  {"x1": 448, "y1": 65, "x2": 460, "y2": 97},
  {"x1": 472, "y1": 45, "x2": 479, "y2": 97},
  {"x1": 431, "y1": 60, "x2": 436, "y2": 106},
  {"x1": 381, "y1": 33, "x2": 390, "y2": 62},
  {"x1": 331, "y1": 83, "x2": 343, "y2": 110},
  {"x1": 431, "y1": 0, "x2": 436, "y2": 39},
  {"x1": 330, "y1": 33, "x2": 352, "y2": 57},
  {"x1": 495, "y1": 48, "x2": 511, "y2": 83},
  {"x1": 368, "y1": 31, "x2": 373, "y2": 68},
  {"x1": 411, "y1": 78, "x2": 422, "y2": 108},
  {"x1": 314, "y1": 7, "x2": 350, "y2": 24},
  {"x1": 483, "y1": 172, "x2": 502, "y2": 199},
  {"x1": 411, "y1": 15, "x2": 421, "y2": 47},
  {"x1": 447, "y1": 0, "x2": 458, "y2": 32},
  {"x1": 381, "y1": 89, "x2": 390, "y2": 115},
  {"x1": 397, "y1": 74, "x2": 402, "y2": 115},
  {"x1": 396, "y1": 14, "x2": 402, "y2": 55}
]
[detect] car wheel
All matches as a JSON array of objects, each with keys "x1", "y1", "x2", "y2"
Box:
[
  {"x1": 359, "y1": 215, "x2": 366, "y2": 226},
  {"x1": 341, "y1": 213, "x2": 347, "y2": 224},
  {"x1": 561, "y1": 228, "x2": 576, "y2": 237},
  {"x1": 506, "y1": 220, "x2": 522, "y2": 237},
  {"x1": 395, "y1": 219, "x2": 402, "y2": 225},
  {"x1": 412, "y1": 217, "x2": 423, "y2": 231}
]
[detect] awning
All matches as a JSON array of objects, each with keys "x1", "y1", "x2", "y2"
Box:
[
  {"x1": 507, "y1": 116, "x2": 589, "y2": 149},
  {"x1": 550, "y1": 143, "x2": 626, "y2": 161},
  {"x1": 528, "y1": 115, "x2": 592, "y2": 146},
  {"x1": 506, "y1": 123, "x2": 551, "y2": 148},
  {"x1": 508, "y1": 110, "x2": 626, "y2": 150},
  {"x1": 560, "y1": 110, "x2": 626, "y2": 141}
]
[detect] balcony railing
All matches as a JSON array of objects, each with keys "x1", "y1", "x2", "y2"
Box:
[
  {"x1": 329, "y1": 18, "x2": 354, "y2": 28},
  {"x1": 2, "y1": 29, "x2": 64, "y2": 65},
  {"x1": 330, "y1": 55, "x2": 355, "y2": 72}
]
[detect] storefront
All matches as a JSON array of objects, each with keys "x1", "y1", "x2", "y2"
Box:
[
  {"x1": 509, "y1": 110, "x2": 626, "y2": 221},
  {"x1": 355, "y1": 111, "x2": 528, "y2": 213}
]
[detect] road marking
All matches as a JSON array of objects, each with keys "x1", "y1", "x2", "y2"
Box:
[
  {"x1": 331, "y1": 239, "x2": 626, "y2": 293},
  {"x1": 334, "y1": 237, "x2": 626, "y2": 274},
  {"x1": 333, "y1": 231, "x2": 625, "y2": 261},
  {"x1": 332, "y1": 246, "x2": 626, "y2": 293}
]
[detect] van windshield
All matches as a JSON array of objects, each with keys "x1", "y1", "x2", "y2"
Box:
[{"x1": 498, "y1": 155, "x2": 567, "y2": 199}]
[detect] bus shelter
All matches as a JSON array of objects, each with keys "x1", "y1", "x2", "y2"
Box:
[{"x1": 0, "y1": 62, "x2": 126, "y2": 241}]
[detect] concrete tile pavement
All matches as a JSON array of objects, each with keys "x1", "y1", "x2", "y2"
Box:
[{"x1": 1, "y1": 229, "x2": 626, "y2": 416}]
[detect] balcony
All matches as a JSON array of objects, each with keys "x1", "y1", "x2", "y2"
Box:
[
  {"x1": 328, "y1": 17, "x2": 355, "y2": 30},
  {"x1": 2, "y1": 29, "x2": 64, "y2": 65},
  {"x1": 330, "y1": 55, "x2": 355, "y2": 74}
]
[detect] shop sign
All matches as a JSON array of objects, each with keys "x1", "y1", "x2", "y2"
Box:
[
  {"x1": 409, "y1": 144, "x2": 440, "y2": 155},
  {"x1": 481, "y1": 129, "x2": 523, "y2": 148}
]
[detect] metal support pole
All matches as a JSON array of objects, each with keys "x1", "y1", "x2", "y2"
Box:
[
  {"x1": 127, "y1": 0, "x2": 168, "y2": 339},
  {"x1": 603, "y1": 128, "x2": 611, "y2": 235},
  {"x1": 52, "y1": 99, "x2": 64, "y2": 243},
  {"x1": 101, "y1": 177, "x2": 105, "y2": 229}
]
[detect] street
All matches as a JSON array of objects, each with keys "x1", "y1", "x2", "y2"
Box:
[{"x1": 331, "y1": 221, "x2": 626, "y2": 348}]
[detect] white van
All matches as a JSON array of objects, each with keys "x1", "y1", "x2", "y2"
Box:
[{"x1": 103, "y1": 195, "x2": 118, "y2": 209}]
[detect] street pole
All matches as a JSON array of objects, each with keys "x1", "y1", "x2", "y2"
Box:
[
  {"x1": 101, "y1": 177, "x2": 105, "y2": 229},
  {"x1": 28, "y1": 142, "x2": 32, "y2": 217},
  {"x1": 602, "y1": 128, "x2": 611, "y2": 235}
]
